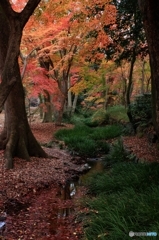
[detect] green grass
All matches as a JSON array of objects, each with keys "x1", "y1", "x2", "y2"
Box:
[
  {"x1": 54, "y1": 124, "x2": 122, "y2": 157},
  {"x1": 86, "y1": 162, "x2": 159, "y2": 195},
  {"x1": 107, "y1": 105, "x2": 129, "y2": 123},
  {"x1": 91, "y1": 125, "x2": 122, "y2": 140},
  {"x1": 104, "y1": 138, "x2": 129, "y2": 166},
  {"x1": 84, "y1": 186, "x2": 159, "y2": 240},
  {"x1": 81, "y1": 141, "x2": 159, "y2": 240}
]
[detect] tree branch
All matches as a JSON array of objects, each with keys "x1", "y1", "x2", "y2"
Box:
[
  {"x1": 20, "y1": 48, "x2": 38, "y2": 80},
  {"x1": 19, "y1": 0, "x2": 41, "y2": 28},
  {"x1": 0, "y1": 0, "x2": 41, "y2": 29},
  {"x1": 0, "y1": 0, "x2": 18, "y2": 18}
]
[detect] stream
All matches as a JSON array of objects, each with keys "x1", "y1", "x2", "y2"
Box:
[{"x1": 59, "y1": 158, "x2": 105, "y2": 217}]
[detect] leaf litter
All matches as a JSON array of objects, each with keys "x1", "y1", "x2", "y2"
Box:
[{"x1": 0, "y1": 123, "x2": 83, "y2": 240}]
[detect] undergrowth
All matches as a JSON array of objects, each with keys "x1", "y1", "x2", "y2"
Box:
[
  {"x1": 106, "y1": 105, "x2": 129, "y2": 123},
  {"x1": 54, "y1": 124, "x2": 122, "y2": 157},
  {"x1": 81, "y1": 140, "x2": 159, "y2": 240}
]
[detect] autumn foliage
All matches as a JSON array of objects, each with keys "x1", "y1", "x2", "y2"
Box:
[{"x1": 20, "y1": 0, "x2": 116, "y2": 123}]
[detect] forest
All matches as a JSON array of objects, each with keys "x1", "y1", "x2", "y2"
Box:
[{"x1": 0, "y1": 0, "x2": 159, "y2": 239}]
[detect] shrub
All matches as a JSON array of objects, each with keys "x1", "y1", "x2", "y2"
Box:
[
  {"x1": 106, "y1": 105, "x2": 129, "y2": 123},
  {"x1": 129, "y1": 93, "x2": 152, "y2": 127},
  {"x1": 84, "y1": 109, "x2": 109, "y2": 127}
]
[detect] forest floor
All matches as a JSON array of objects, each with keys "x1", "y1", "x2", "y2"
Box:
[
  {"x1": 0, "y1": 120, "x2": 85, "y2": 240},
  {"x1": 0, "y1": 112, "x2": 159, "y2": 239}
]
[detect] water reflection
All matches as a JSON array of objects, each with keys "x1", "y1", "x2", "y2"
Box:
[
  {"x1": 78, "y1": 160, "x2": 104, "y2": 185},
  {"x1": 49, "y1": 159, "x2": 105, "y2": 234}
]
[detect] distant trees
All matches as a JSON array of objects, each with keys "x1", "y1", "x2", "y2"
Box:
[
  {"x1": 22, "y1": 0, "x2": 116, "y2": 125},
  {"x1": 105, "y1": 0, "x2": 148, "y2": 107}
]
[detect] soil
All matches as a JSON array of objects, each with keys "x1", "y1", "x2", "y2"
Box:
[{"x1": 0, "y1": 111, "x2": 159, "y2": 239}]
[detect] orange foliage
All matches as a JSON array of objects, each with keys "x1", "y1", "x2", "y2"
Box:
[{"x1": 20, "y1": 0, "x2": 117, "y2": 115}]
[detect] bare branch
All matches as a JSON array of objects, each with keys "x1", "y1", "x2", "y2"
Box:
[{"x1": 20, "y1": 48, "x2": 38, "y2": 80}]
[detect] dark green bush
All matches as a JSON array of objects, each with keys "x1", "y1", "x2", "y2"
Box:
[{"x1": 129, "y1": 93, "x2": 152, "y2": 127}]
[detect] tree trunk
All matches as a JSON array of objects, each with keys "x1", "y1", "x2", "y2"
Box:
[
  {"x1": 72, "y1": 94, "x2": 78, "y2": 114},
  {"x1": 141, "y1": 60, "x2": 145, "y2": 94},
  {"x1": 38, "y1": 56, "x2": 53, "y2": 123},
  {"x1": 0, "y1": 70, "x2": 47, "y2": 169},
  {"x1": 67, "y1": 77, "x2": 72, "y2": 117},
  {"x1": 39, "y1": 94, "x2": 44, "y2": 119},
  {"x1": 54, "y1": 79, "x2": 67, "y2": 125},
  {"x1": 138, "y1": 0, "x2": 159, "y2": 135},
  {"x1": 126, "y1": 48, "x2": 136, "y2": 106},
  {"x1": 126, "y1": 47, "x2": 136, "y2": 128},
  {"x1": 54, "y1": 95, "x2": 66, "y2": 125},
  {"x1": 0, "y1": 1, "x2": 47, "y2": 169},
  {"x1": 43, "y1": 90, "x2": 52, "y2": 123}
]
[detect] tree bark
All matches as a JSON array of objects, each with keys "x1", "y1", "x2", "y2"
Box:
[
  {"x1": 126, "y1": 47, "x2": 136, "y2": 106},
  {"x1": 141, "y1": 60, "x2": 145, "y2": 94},
  {"x1": 72, "y1": 94, "x2": 78, "y2": 114},
  {"x1": 39, "y1": 56, "x2": 53, "y2": 123},
  {"x1": 138, "y1": 0, "x2": 159, "y2": 135},
  {"x1": 43, "y1": 90, "x2": 53, "y2": 123},
  {"x1": 0, "y1": 1, "x2": 47, "y2": 169}
]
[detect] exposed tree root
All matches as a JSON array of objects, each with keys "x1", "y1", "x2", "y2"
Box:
[{"x1": 0, "y1": 125, "x2": 48, "y2": 169}]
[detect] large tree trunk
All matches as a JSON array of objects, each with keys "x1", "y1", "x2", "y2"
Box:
[
  {"x1": 54, "y1": 79, "x2": 67, "y2": 125},
  {"x1": 0, "y1": 68, "x2": 47, "y2": 169},
  {"x1": 0, "y1": 1, "x2": 47, "y2": 169},
  {"x1": 138, "y1": 0, "x2": 159, "y2": 135}
]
